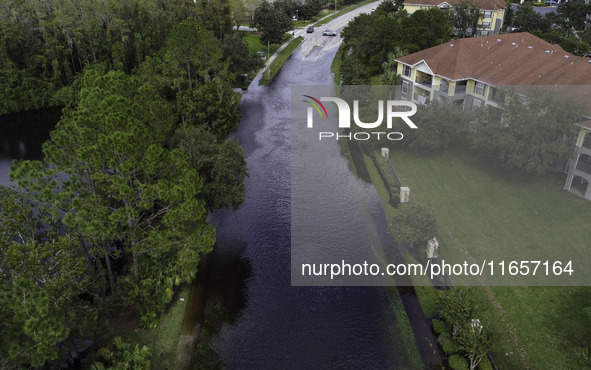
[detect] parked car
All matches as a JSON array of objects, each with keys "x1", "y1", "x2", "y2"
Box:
[
  {"x1": 322, "y1": 29, "x2": 337, "y2": 36},
  {"x1": 307, "y1": 26, "x2": 314, "y2": 33},
  {"x1": 257, "y1": 51, "x2": 266, "y2": 59},
  {"x1": 545, "y1": 0, "x2": 557, "y2": 5}
]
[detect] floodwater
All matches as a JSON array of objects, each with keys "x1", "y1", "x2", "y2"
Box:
[{"x1": 206, "y1": 35, "x2": 414, "y2": 367}]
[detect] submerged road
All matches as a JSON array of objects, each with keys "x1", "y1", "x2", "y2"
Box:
[{"x1": 204, "y1": 2, "x2": 443, "y2": 368}]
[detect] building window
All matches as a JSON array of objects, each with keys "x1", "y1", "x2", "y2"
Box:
[
  {"x1": 474, "y1": 82, "x2": 485, "y2": 95},
  {"x1": 484, "y1": 11, "x2": 492, "y2": 18},
  {"x1": 482, "y1": 21, "x2": 490, "y2": 29},
  {"x1": 403, "y1": 65, "x2": 411, "y2": 77},
  {"x1": 402, "y1": 80, "x2": 410, "y2": 94},
  {"x1": 480, "y1": 31, "x2": 488, "y2": 36}
]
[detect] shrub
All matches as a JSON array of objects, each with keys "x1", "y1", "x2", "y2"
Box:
[
  {"x1": 438, "y1": 332, "x2": 462, "y2": 355},
  {"x1": 388, "y1": 185, "x2": 401, "y2": 207},
  {"x1": 371, "y1": 151, "x2": 401, "y2": 206},
  {"x1": 478, "y1": 357, "x2": 494, "y2": 370},
  {"x1": 372, "y1": 152, "x2": 399, "y2": 187},
  {"x1": 432, "y1": 319, "x2": 449, "y2": 335},
  {"x1": 448, "y1": 354, "x2": 469, "y2": 370}
]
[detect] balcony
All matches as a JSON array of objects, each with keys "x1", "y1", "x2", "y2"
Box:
[
  {"x1": 582, "y1": 135, "x2": 591, "y2": 150},
  {"x1": 454, "y1": 85, "x2": 467, "y2": 95},
  {"x1": 414, "y1": 71, "x2": 433, "y2": 88},
  {"x1": 576, "y1": 160, "x2": 591, "y2": 176},
  {"x1": 415, "y1": 75, "x2": 432, "y2": 88}
]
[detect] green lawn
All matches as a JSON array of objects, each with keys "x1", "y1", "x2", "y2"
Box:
[
  {"x1": 260, "y1": 36, "x2": 303, "y2": 85},
  {"x1": 313, "y1": 0, "x2": 377, "y2": 27},
  {"x1": 241, "y1": 32, "x2": 290, "y2": 55},
  {"x1": 388, "y1": 147, "x2": 591, "y2": 369},
  {"x1": 115, "y1": 284, "x2": 191, "y2": 369},
  {"x1": 331, "y1": 44, "x2": 345, "y2": 86},
  {"x1": 292, "y1": 9, "x2": 335, "y2": 28}
]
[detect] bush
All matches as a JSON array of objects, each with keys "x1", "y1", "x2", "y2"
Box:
[
  {"x1": 432, "y1": 319, "x2": 449, "y2": 335},
  {"x1": 388, "y1": 186, "x2": 401, "y2": 207},
  {"x1": 438, "y1": 332, "x2": 462, "y2": 356},
  {"x1": 478, "y1": 357, "x2": 494, "y2": 370},
  {"x1": 371, "y1": 151, "x2": 400, "y2": 206},
  {"x1": 94, "y1": 337, "x2": 151, "y2": 369},
  {"x1": 448, "y1": 354, "x2": 469, "y2": 370}
]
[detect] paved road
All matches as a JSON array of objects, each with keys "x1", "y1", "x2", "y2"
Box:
[{"x1": 295, "y1": 2, "x2": 380, "y2": 60}]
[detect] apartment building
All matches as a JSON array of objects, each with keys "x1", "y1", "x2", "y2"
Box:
[
  {"x1": 403, "y1": 0, "x2": 506, "y2": 35},
  {"x1": 395, "y1": 32, "x2": 591, "y2": 200}
]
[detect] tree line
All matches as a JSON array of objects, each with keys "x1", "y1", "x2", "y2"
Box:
[
  {"x1": 507, "y1": 1, "x2": 591, "y2": 56},
  {"x1": 338, "y1": 0, "x2": 492, "y2": 84},
  {"x1": 0, "y1": 0, "x2": 261, "y2": 115}
]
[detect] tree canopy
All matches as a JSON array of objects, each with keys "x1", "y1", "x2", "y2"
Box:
[
  {"x1": 0, "y1": 0, "x2": 260, "y2": 115},
  {"x1": 340, "y1": 7, "x2": 452, "y2": 82},
  {"x1": 452, "y1": 0, "x2": 482, "y2": 38},
  {"x1": 470, "y1": 88, "x2": 583, "y2": 176},
  {"x1": 387, "y1": 202, "x2": 437, "y2": 245},
  {"x1": 253, "y1": 0, "x2": 293, "y2": 45},
  {"x1": 10, "y1": 69, "x2": 216, "y2": 326},
  {"x1": 0, "y1": 186, "x2": 99, "y2": 368}
]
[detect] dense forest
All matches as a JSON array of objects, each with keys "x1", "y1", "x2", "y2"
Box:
[
  {"x1": 0, "y1": 0, "x2": 262, "y2": 115},
  {"x1": 0, "y1": 0, "x2": 263, "y2": 367}
]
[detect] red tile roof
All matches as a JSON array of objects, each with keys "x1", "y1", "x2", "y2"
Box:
[
  {"x1": 396, "y1": 33, "x2": 591, "y2": 86},
  {"x1": 404, "y1": 0, "x2": 506, "y2": 10},
  {"x1": 397, "y1": 33, "x2": 591, "y2": 115}
]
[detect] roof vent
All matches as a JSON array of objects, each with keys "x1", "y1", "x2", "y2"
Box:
[
  {"x1": 545, "y1": 50, "x2": 550, "y2": 53},
  {"x1": 496, "y1": 38, "x2": 501, "y2": 42},
  {"x1": 564, "y1": 55, "x2": 569, "y2": 58},
  {"x1": 488, "y1": 46, "x2": 491, "y2": 49},
  {"x1": 588, "y1": 60, "x2": 591, "y2": 63},
  {"x1": 527, "y1": 46, "x2": 533, "y2": 49},
  {"x1": 538, "y1": 75, "x2": 542, "y2": 78},
  {"x1": 511, "y1": 42, "x2": 517, "y2": 46},
  {"x1": 450, "y1": 43, "x2": 454, "y2": 47}
]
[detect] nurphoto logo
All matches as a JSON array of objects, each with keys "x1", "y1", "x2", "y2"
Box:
[{"x1": 303, "y1": 95, "x2": 418, "y2": 141}]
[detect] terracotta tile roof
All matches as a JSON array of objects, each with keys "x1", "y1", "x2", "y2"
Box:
[
  {"x1": 396, "y1": 32, "x2": 591, "y2": 86},
  {"x1": 404, "y1": 0, "x2": 506, "y2": 10}
]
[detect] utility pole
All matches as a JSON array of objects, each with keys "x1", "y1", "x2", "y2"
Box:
[{"x1": 267, "y1": 40, "x2": 271, "y2": 80}]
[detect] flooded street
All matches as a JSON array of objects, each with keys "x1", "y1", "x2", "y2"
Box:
[{"x1": 207, "y1": 4, "x2": 416, "y2": 367}]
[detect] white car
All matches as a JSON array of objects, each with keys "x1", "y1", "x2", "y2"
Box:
[{"x1": 322, "y1": 29, "x2": 337, "y2": 36}]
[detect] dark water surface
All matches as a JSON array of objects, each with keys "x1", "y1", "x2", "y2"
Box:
[
  {"x1": 0, "y1": 108, "x2": 60, "y2": 185},
  {"x1": 207, "y1": 44, "x2": 411, "y2": 368}
]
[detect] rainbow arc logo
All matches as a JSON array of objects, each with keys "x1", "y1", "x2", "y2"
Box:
[{"x1": 302, "y1": 95, "x2": 328, "y2": 119}]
